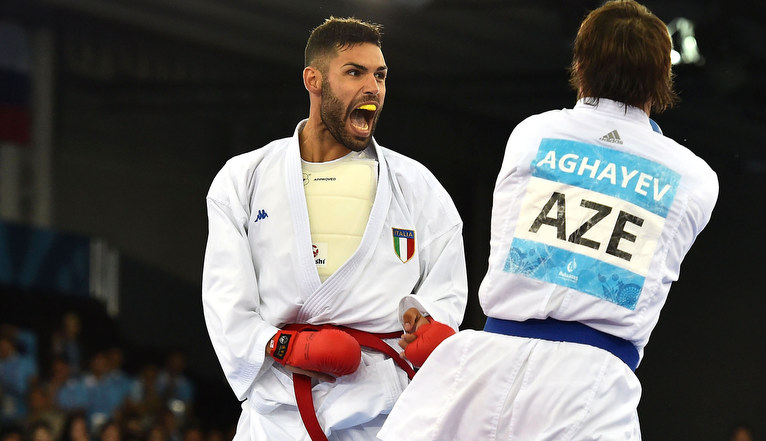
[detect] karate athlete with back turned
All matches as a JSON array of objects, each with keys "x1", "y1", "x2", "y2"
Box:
[
  {"x1": 202, "y1": 17, "x2": 466, "y2": 441},
  {"x1": 378, "y1": 1, "x2": 718, "y2": 440}
]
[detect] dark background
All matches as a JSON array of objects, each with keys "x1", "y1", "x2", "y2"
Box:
[{"x1": 2, "y1": 0, "x2": 764, "y2": 439}]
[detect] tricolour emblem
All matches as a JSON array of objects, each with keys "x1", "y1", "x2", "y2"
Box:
[{"x1": 392, "y1": 228, "x2": 415, "y2": 263}]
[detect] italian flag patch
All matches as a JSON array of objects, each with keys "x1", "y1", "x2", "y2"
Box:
[{"x1": 392, "y1": 228, "x2": 415, "y2": 263}]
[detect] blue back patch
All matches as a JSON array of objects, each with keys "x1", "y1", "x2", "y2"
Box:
[
  {"x1": 532, "y1": 138, "x2": 680, "y2": 217},
  {"x1": 505, "y1": 138, "x2": 681, "y2": 309}
]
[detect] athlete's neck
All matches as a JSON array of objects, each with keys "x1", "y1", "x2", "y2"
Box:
[{"x1": 299, "y1": 118, "x2": 351, "y2": 163}]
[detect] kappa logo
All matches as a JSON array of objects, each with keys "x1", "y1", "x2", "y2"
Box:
[
  {"x1": 600, "y1": 130, "x2": 623, "y2": 144},
  {"x1": 254, "y1": 209, "x2": 269, "y2": 223}
]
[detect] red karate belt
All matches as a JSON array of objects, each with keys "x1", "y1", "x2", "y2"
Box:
[{"x1": 282, "y1": 323, "x2": 416, "y2": 441}]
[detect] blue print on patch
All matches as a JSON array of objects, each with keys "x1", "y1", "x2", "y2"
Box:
[
  {"x1": 505, "y1": 238, "x2": 644, "y2": 310},
  {"x1": 532, "y1": 138, "x2": 680, "y2": 217}
]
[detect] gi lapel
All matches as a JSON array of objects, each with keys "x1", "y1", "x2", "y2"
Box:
[{"x1": 284, "y1": 122, "x2": 323, "y2": 300}]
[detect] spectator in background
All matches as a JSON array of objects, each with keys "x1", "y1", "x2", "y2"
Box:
[
  {"x1": 155, "y1": 352, "x2": 193, "y2": 424},
  {"x1": 82, "y1": 350, "x2": 130, "y2": 433},
  {"x1": 179, "y1": 425, "x2": 203, "y2": 441},
  {"x1": 47, "y1": 356, "x2": 87, "y2": 413},
  {"x1": 59, "y1": 411, "x2": 91, "y2": 441},
  {"x1": 145, "y1": 424, "x2": 170, "y2": 441},
  {"x1": 26, "y1": 420, "x2": 55, "y2": 441},
  {"x1": 96, "y1": 420, "x2": 121, "y2": 441},
  {"x1": 118, "y1": 409, "x2": 145, "y2": 441},
  {"x1": 157, "y1": 408, "x2": 180, "y2": 441},
  {"x1": 104, "y1": 346, "x2": 132, "y2": 410},
  {"x1": 0, "y1": 326, "x2": 38, "y2": 424},
  {"x1": 1, "y1": 325, "x2": 37, "y2": 363},
  {"x1": 51, "y1": 312, "x2": 85, "y2": 376},
  {"x1": 0, "y1": 316, "x2": 215, "y2": 441},
  {"x1": 23, "y1": 383, "x2": 66, "y2": 440},
  {"x1": 126, "y1": 362, "x2": 162, "y2": 426}
]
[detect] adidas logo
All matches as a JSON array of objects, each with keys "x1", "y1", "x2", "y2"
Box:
[{"x1": 600, "y1": 130, "x2": 623, "y2": 144}]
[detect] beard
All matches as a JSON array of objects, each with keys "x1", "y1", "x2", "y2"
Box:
[{"x1": 320, "y1": 79, "x2": 378, "y2": 152}]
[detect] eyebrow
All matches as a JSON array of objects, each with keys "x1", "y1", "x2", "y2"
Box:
[{"x1": 343, "y1": 62, "x2": 388, "y2": 72}]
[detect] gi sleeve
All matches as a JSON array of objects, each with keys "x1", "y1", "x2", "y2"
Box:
[
  {"x1": 398, "y1": 190, "x2": 468, "y2": 331},
  {"x1": 202, "y1": 169, "x2": 279, "y2": 401}
]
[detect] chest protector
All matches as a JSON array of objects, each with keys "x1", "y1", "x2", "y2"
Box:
[{"x1": 302, "y1": 156, "x2": 378, "y2": 282}]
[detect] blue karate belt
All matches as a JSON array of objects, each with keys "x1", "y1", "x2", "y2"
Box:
[{"x1": 484, "y1": 317, "x2": 639, "y2": 371}]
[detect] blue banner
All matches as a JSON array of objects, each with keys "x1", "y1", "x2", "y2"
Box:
[{"x1": 0, "y1": 221, "x2": 90, "y2": 296}]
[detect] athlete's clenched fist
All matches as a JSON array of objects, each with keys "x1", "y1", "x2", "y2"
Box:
[
  {"x1": 399, "y1": 307, "x2": 456, "y2": 368},
  {"x1": 268, "y1": 328, "x2": 361, "y2": 379}
]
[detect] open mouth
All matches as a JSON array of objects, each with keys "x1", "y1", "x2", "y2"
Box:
[{"x1": 349, "y1": 103, "x2": 377, "y2": 133}]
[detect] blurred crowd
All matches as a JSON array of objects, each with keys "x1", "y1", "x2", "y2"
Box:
[
  {"x1": 0, "y1": 312, "x2": 233, "y2": 441},
  {"x1": 2, "y1": 309, "x2": 754, "y2": 441}
]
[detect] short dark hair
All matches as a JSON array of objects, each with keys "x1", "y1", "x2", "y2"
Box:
[
  {"x1": 569, "y1": 0, "x2": 678, "y2": 113},
  {"x1": 304, "y1": 17, "x2": 383, "y2": 69}
]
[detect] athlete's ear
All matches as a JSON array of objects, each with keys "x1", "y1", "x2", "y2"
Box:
[{"x1": 303, "y1": 66, "x2": 322, "y2": 96}]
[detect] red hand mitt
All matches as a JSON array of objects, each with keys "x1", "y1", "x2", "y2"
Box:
[
  {"x1": 404, "y1": 317, "x2": 456, "y2": 368},
  {"x1": 269, "y1": 328, "x2": 361, "y2": 377}
]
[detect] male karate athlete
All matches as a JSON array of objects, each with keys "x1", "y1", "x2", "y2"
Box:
[
  {"x1": 201, "y1": 17, "x2": 466, "y2": 441},
  {"x1": 378, "y1": 1, "x2": 718, "y2": 440}
]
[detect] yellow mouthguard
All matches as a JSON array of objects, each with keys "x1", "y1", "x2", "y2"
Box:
[{"x1": 357, "y1": 104, "x2": 377, "y2": 111}]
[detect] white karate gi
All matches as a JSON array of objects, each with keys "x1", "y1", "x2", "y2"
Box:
[
  {"x1": 202, "y1": 120, "x2": 467, "y2": 441},
  {"x1": 378, "y1": 99, "x2": 718, "y2": 441}
]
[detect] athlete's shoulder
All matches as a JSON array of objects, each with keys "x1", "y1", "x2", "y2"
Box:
[
  {"x1": 517, "y1": 107, "x2": 569, "y2": 128},
  {"x1": 378, "y1": 145, "x2": 431, "y2": 174},
  {"x1": 505, "y1": 108, "x2": 572, "y2": 143},
  {"x1": 224, "y1": 137, "x2": 289, "y2": 171},
  {"x1": 207, "y1": 136, "x2": 290, "y2": 199}
]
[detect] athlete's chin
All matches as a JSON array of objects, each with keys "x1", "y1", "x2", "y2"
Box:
[
  {"x1": 346, "y1": 141, "x2": 370, "y2": 152},
  {"x1": 345, "y1": 133, "x2": 373, "y2": 151}
]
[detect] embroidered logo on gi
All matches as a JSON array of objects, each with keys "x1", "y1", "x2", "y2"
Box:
[
  {"x1": 392, "y1": 228, "x2": 415, "y2": 263},
  {"x1": 254, "y1": 209, "x2": 268, "y2": 222},
  {"x1": 599, "y1": 130, "x2": 623, "y2": 144}
]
